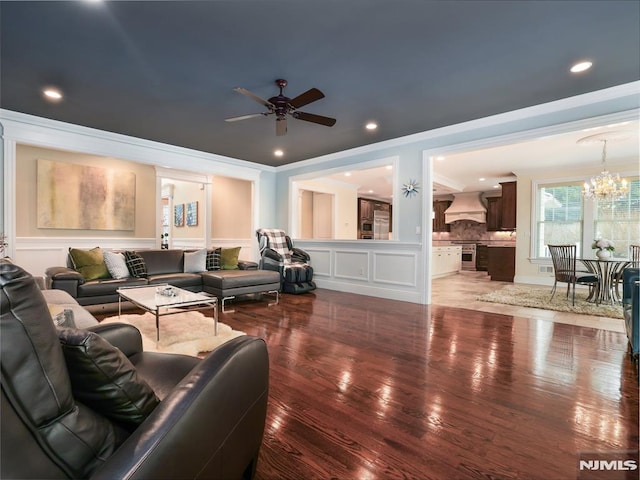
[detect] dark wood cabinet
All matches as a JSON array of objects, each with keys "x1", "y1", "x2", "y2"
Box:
[
  {"x1": 488, "y1": 246, "x2": 515, "y2": 282},
  {"x1": 485, "y1": 197, "x2": 502, "y2": 231},
  {"x1": 432, "y1": 200, "x2": 451, "y2": 232},
  {"x1": 499, "y1": 181, "x2": 517, "y2": 230},
  {"x1": 358, "y1": 198, "x2": 374, "y2": 220},
  {"x1": 476, "y1": 244, "x2": 489, "y2": 271}
]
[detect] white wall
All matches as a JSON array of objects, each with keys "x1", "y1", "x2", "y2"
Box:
[
  {"x1": 295, "y1": 178, "x2": 358, "y2": 239},
  {"x1": 275, "y1": 83, "x2": 640, "y2": 304},
  {"x1": 514, "y1": 160, "x2": 639, "y2": 286},
  {"x1": 1, "y1": 82, "x2": 638, "y2": 291},
  {"x1": 0, "y1": 110, "x2": 273, "y2": 275}
]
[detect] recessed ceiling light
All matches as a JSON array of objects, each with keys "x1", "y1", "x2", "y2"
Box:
[
  {"x1": 344, "y1": 172, "x2": 352, "y2": 177},
  {"x1": 492, "y1": 185, "x2": 500, "y2": 189},
  {"x1": 570, "y1": 61, "x2": 592, "y2": 73},
  {"x1": 385, "y1": 165, "x2": 392, "y2": 170},
  {"x1": 43, "y1": 88, "x2": 63, "y2": 101},
  {"x1": 274, "y1": 149, "x2": 284, "y2": 157},
  {"x1": 365, "y1": 122, "x2": 378, "y2": 130},
  {"x1": 436, "y1": 156, "x2": 445, "y2": 161},
  {"x1": 479, "y1": 177, "x2": 486, "y2": 182},
  {"x1": 368, "y1": 190, "x2": 374, "y2": 193}
]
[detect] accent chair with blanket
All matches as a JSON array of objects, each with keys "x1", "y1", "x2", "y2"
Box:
[{"x1": 256, "y1": 228, "x2": 316, "y2": 294}]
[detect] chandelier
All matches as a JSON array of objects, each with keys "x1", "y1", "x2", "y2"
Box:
[{"x1": 580, "y1": 135, "x2": 629, "y2": 201}]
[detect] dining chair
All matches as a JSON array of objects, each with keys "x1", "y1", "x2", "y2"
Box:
[
  {"x1": 547, "y1": 244, "x2": 600, "y2": 306},
  {"x1": 631, "y1": 244, "x2": 640, "y2": 268},
  {"x1": 614, "y1": 244, "x2": 640, "y2": 299}
]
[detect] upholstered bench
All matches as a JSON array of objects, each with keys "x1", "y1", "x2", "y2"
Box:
[{"x1": 202, "y1": 270, "x2": 281, "y2": 312}]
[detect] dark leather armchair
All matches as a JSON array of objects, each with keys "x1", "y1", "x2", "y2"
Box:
[
  {"x1": 1, "y1": 259, "x2": 269, "y2": 479},
  {"x1": 256, "y1": 228, "x2": 316, "y2": 294}
]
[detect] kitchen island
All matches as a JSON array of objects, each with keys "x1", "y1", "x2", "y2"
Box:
[{"x1": 488, "y1": 245, "x2": 515, "y2": 282}]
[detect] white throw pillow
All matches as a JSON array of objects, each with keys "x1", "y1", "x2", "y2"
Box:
[
  {"x1": 103, "y1": 251, "x2": 130, "y2": 279},
  {"x1": 184, "y1": 248, "x2": 207, "y2": 273}
]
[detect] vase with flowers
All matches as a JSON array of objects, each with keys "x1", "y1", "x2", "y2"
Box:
[{"x1": 592, "y1": 238, "x2": 614, "y2": 259}]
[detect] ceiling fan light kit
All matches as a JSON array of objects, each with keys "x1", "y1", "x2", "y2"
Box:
[{"x1": 226, "y1": 79, "x2": 336, "y2": 136}]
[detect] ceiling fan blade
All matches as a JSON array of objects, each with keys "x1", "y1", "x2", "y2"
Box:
[
  {"x1": 276, "y1": 117, "x2": 287, "y2": 136},
  {"x1": 288, "y1": 88, "x2": 325, "y2": 109},
  {"x1": 234, "y1": 87, "x2": 274, "y2": 109},
  {"x1": 293, "y1": 111, "x2": 336, "y2": 127},
  {"x1": 225, "y1": 113, "x2": 268, "y2": 122}
]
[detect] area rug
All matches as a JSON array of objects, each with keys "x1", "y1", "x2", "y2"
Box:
[
  {"x1": 101, "y1": 311, "x2": 245, "y2": 356},
  {"x1": 477, "y1": 285, "x2": 624, "y2": 319}
]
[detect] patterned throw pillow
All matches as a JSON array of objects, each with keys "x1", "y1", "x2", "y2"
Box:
[
  {"x1": 124, "y1": 251, "x2": 148, "y2": 278},
  {"x1": 206, "y1": 248, "x2": 221, "y2": 271},
  {"x1": 103, "y1": 251, "x2": 130, "y2": 279}
]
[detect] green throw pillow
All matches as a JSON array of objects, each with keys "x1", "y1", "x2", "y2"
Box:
[
  {"x1": 69, "y1": 247, "x2": 110, "y2": 281},
  {"x1": 221, "y1": 247, "x2": 241, "y2": 270}
]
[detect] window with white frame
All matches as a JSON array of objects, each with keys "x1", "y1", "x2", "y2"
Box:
[{"x1": 534, "y1": 177, "x2": 640, "y2": 259}]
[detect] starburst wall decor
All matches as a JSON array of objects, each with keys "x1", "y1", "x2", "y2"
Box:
[{"x1": 401, "y1": 179, "x2": 420, "y2": 198}]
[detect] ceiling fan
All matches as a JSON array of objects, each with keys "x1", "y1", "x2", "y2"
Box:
[{"x1": 225, "y1": 79, "x2": 336, "y2": 136}]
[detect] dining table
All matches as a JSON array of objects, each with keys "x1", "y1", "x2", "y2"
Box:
[{"x1": 578, "y1": 257, "x2": 631, "y2": 305}]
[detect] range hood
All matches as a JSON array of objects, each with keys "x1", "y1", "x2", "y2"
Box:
[{"x1": 444, "y1": 192, "x2": 487, "y2": 224}]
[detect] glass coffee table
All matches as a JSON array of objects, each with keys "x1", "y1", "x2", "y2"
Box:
[{"x1": 117, "y1": 285, "x2": 218, "y2": 341}]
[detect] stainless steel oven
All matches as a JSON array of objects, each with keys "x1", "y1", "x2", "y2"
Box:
[
  {"x1": 361, "y1": 221, "x2": 373, "y2": 233},
  {"x1": 460, "y1": 244, "x2": 477, "y2": 271},
  {"x1": 360, "y1": 221, "x2": 373, "y2": 239}
]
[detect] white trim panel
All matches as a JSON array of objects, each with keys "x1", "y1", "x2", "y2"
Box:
[
  {"x1": 373, "y1": 251, "x2": 418, "y2": 287},
  {"x1": 295, "y1": 240, "x2": 424, "y2": 303},
  {"x1": 334, "y1": 249, "x2": 370, "y2": 281},
  {"x1": 14, "y1": 237, "x2": 156, "y2": 276},
  {"x1": 304, "y1": 248, "x2": 332, "y2": 277}
]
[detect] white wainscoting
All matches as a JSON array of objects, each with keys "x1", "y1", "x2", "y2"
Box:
[
  {"x1": 297, "y1": 240, "x2": 424, "y2": 304},
  {"x1": 14, "y1": 237, "x2": 156, "y2": 276}
]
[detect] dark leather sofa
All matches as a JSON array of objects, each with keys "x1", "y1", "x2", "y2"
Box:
[
  {"x1": 1, "y1": 259, "x2": 269, "y2": 479},
  {"x1": 45, "y1": 249, "x2": 281, "y2": 307}
]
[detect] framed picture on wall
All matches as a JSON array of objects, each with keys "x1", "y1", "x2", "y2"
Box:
[
  {"x1": 186, "y1": 201, "x2": 198, "y2": 226},
  {"x1": 174, "y1": 204, "x2": 184, "y2": 227}
]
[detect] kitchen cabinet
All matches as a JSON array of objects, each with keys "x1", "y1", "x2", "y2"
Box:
[
  {"x1": 499, "y1": 181, "x2": 517, "y2": 230},
  {"x1": 476, "y1": 244, "x2": 489, "y2": 271},
  {"x1": 432, "y1": 246, "x2": 462, "y2": 278},
  {"x1": 358, "y1": 198, "x2": 392, "y2": 239},
  {"x1": 485, "y1": 197, "x2": 502, "y2": 232},
  {"x1": 488, "y1": 246, "x2": 515, "y2": 282},
  {"x1": 358, "y1": 198, "x2": 374, "y2": 220},
  {"x1": 432, "y1": 200, "x2": 451, "y2": 232}
]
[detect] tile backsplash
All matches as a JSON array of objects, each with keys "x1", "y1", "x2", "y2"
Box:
[{"x1": 432, "y1": 220, "x2": 516, "y2": 244}]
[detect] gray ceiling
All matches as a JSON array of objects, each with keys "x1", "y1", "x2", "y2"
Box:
[{"x1": 1, "y1": 1, "x2": 639, "y2": 167}]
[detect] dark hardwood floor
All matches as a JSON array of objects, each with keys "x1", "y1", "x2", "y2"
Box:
[{"x1": 219, "y1": 289, "x2": 638, "y2": 480}]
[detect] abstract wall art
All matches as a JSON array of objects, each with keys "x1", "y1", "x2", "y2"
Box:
[
  {"x1": 37, "y1": 159, "x2": 136, "y2": 230},
  {"x1": 186, "y1": 201, "x2": 198, "y2": 226},
  {"x1": 174, "y1": 204, "x2": 185, "y2": 227}
]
